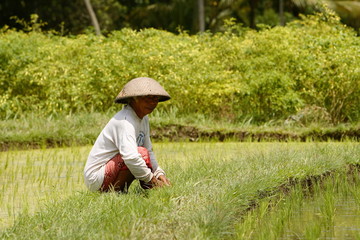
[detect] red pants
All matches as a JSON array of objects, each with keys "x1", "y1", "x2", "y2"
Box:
[{"x1": 101, "y1": 147, "x2": 152, "y2": 191}]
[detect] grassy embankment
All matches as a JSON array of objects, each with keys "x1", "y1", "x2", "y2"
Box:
[
  {"x1": 1, "y1": 142, "x2": 359, "y2": 239},
  {"x1": 1, "y1": 111, "x2": 359, "y2": 151}
]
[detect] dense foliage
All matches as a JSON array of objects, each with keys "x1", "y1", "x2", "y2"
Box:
[
  {"x1": 0, "y1": 11, "x2": 359, "y2": 124},
  {"x1": 0, "y1": 0, "x2": 317, "y2": 35},
  {"x1": 1, "y1": 0, "x2": 360, "y2": 35}
]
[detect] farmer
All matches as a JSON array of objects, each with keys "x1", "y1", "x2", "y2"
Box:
[{"x1": 84, "y1": 77, "x2": 171, "y2": 192}]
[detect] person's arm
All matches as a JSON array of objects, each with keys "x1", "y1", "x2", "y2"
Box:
[
  {"x1": 143, "y1": 116, "x2": 161, "y2": 173},
  {"x1": 143, "y1": 117, "x2": 171, "y2": 186},
  {"x1": 144, "y1": 141, "x2": 171, "y2": 186}
]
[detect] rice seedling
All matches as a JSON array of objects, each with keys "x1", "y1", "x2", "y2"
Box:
[
  {"x1": 234, "y1": 163, "x2": 360, "y2": 240},
  {"x1": 0, "y1": 142, "x2": 359, "y2": 239},
  {"x1": 0, "y1": 146, "x2": 89, "y2": 229}
]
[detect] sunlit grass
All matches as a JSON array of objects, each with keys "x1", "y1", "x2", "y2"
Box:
[
  {"x1": 0, "y1": 142, "x2": 359, "y2": 239},
  {"x1": 0, "y1": 146, "x2": 89, "y2": 228}
]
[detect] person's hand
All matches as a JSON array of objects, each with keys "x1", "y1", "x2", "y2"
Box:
[
  {"x1": 150, "y1": 176, "x2": 164, "y2": 187},
  {"x1": 157, "y1": 175, "x2": 171, "y2": 186},
  {"x1": 142, "y1": 175, "x2": 170, "y2": 190}
]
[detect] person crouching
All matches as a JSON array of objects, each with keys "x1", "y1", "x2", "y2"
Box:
[{"x1": 84, "y1": 77, "x2": 171, "y2": 192}]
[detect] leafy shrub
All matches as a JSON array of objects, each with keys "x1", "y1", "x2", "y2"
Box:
[{"x1": 0, "y1": 10, "x2": 359, "y2": 124}]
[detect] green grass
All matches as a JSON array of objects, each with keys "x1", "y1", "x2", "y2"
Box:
[
  {"x1": 0, "y1": 112, "x2": 112, "y2": 150},
  {"x1": 1, "y1": 112, "x2": 359, "y2": 150},
  {"x1": 0, "y1": 142, "x2": 359, "y2": 239}
]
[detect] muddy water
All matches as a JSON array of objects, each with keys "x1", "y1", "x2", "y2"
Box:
[{"x1": 281, "y1": 185, "x2": 360, "y2": 239}]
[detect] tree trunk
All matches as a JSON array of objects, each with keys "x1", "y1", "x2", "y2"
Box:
[
  {"x1": 249, "y1": 0, "x2": 257, "y2": 28},
  {"x1": 279, "y1": 0, "x2": 285, "y2": 26},
  {"x1": 84, "y1": 0, "x2": 101, "y2": 35},
  {"x1": 198, "y1": 0, "x2": 205, "y2": 32}
]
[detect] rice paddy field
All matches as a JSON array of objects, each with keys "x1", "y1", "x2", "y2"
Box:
[{"x1": 0, "y1": 142, "x2": 359, "y2": 239}]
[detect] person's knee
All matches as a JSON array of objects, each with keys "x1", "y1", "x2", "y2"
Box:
[
  {"x1": 137, "y1": 147, "x2": 152, "y2": 170},
  {"x1": 137, "y1": 147, "x2": 149, "y2": 157}
]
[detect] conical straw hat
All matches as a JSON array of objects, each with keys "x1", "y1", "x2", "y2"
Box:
[{"x1": 115, "y1": 77, "x2": 171, "y2": 104}]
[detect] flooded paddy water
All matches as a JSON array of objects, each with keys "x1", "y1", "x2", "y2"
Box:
[
  {"x1": 237, "y1": 166, "x2": 360, "y2": 240},
  {"x1": 281, "y1": 184, "x2": 360, "y2": 239}
]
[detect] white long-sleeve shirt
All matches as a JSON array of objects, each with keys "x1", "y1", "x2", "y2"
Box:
[{"x1": 84, "y1": 105, "x2": 165, "y2": 191}]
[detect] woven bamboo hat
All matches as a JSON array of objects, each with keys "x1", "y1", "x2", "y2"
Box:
[{"x1": 115, "y1": 77, "x2": 171, "y2": 104}]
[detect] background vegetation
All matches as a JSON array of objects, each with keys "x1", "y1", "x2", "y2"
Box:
[
  {"x1": 1, "y1": 10, "x2": 359, "y2": 124},
  {"x1": 1, "y1": 0, "x2": 360, "y2": 35}
]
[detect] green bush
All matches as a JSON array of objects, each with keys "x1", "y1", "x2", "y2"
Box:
[{"x1": 0, "y1": 11, "x2": 359, "y2": 124}]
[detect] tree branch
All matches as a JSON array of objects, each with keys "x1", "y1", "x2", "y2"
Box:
[{"x1": 84, "y1": 0, "x2": 101, "y2": 35}]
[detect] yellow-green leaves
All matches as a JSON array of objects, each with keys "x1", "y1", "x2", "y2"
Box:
[{"x1": 0, "y1": 13, "x2": 359, "y2": 124}]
